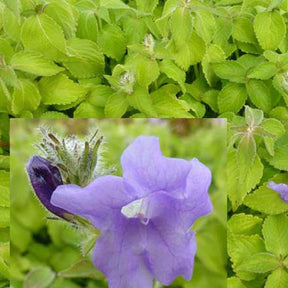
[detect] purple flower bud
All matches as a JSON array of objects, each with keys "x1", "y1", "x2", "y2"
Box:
[{"x1": 26, "y1": 155, "x2": 71, "y2": 219}]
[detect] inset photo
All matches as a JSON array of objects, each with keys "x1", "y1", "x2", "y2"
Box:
[{"x1": 10, "y1": 118, "x2": 226, "y2": 288}]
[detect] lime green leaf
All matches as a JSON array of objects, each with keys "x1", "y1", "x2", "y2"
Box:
[
  {"x1": 0, "y1": 256, "x2": 9, "y2": 280},
  {"x1": 151, "y1": 84, "x2": 191, "y2": 117},
  {"x1": 263, "y1": 215, "x2": 288, "y2": 257},
  {"x1": 273, "y1": 73, "x2": 288, "y2": 106},
  {"x1": 39, "y1": 74, "x2": 87, "y2": 105},
  {"x1": 41, "y1": 111, "x2": 69, "y2": 119},
  {"x1": 202, "y1": 44, "x2": 226, "y2": 86},
  {"x1": 44, "y1": 0, "x2": 77, "y2": 39},
  {"x1": 244, "y1": 186, "x2": 288, "y2": 215},
  {"x1": 128, "y1": 86, "x2": 157, "y2": 116},
  {"x1": 254, "y1": 11, "x2": 286, "y2": 50},
  {"x1": 21, "y1": 14, "x2": 67, "y2": 61},
  {"x1": 228, "y1": 234, "x2": 265, "y2": 281},
  {"x1": 0, "y1": 65, "x2": 19, "y2": 88},
  {"x1": 64, "y1": 38, "x2": 104, "y2": 79},
  {"x1": 194, "y1": 10, "x2": 216, "y2": 44},
  {"x1": 244, "y1": 105, "x2": 264, "y2": 126},
  {"x1": 218, "y1": 83, "x2": 247, "y2": 113},
  {"x1": 24, "y1": 267, "x2": 55, "y2": 288},
  {"x1": 180, "y1": 94, "x2": 205, "y2": 117},
  {"x1": 135, "y1": 57, "x2": 159, "y2": 88},
  {"x1": 74, "y1": 102, "x2": 104, "y2": 118},
  {"x1": 105, "y1": 92, "x2": 128, "y2": 117},
  {"x1": 76, "y1": 11, "x2": 98, "y2": 42},
  {"x1": 87, "y1": 85, "x2": 113, "y2": 107},
  {"x1": 98, "y1": 24, "x2": 126, "y2": 61},
  {"x1": 160, "y1": 0, "x2": 182, "y2": 19},
  {"x1": 12, "y1": 79, "x2": 41, "y2": 115},
  {"x1": 260, "y1": 118, "x2": 285, "y2": 136},
  {"x1": 269, "y1": 132, "x2": 288, "y2": 171},
  {"x1": 269, "y1": 107, "x2": 288, "y2": 121},
  {"x1": 0, "y1": 207, "x2": 9, "y2": 228},
  {"x1": 122, "y1": 17, "x2": 147, "y2": 45},
  {"x1": 247, "y1": 62, "x2": 278, "y2": 80},
  {"x1": 0, "y1": 79, "x2": 11, "y2": 113},
  {"x1": 265, "y1": 268, "x2": 288, "y2": 288},
  {"x1": 99, "y1": 0, "x2": 131, "y2": 9},
  {"x1": 10, "y1": 51, "x2": 64, "y2": 76},
  {"x1": 237, "y1": 252, "x2": 279, "y2": 273},
  {"x1": 213, "y1": 61, "x2": 246, "y2": 83},
  {"x1": 227, "y1": 277, "x2": 247, "y2": 288},
  {"x1": 202, "y1": 90, "x2": 219, "y2": 112},
  {"x1": 3, "y1": 6, "x2": 20, "y2": 41},
  {"x1": 159, "y1": 59, "x2": 186, "y2": 92},
  {"x1": 0, "y1": 38, "x2": 14, "y2": 63},
  {"x1": 228, "y1": 213, "x2": 262, "y2": 235},
  {"x1": 237, "y1": 135, "x2": 256, "y2": 182},
  {"x1": 246, "y1": 79, "x2": 272, "y2": 112},
  {"x1": 171, "y1": 7, "x2": 192, "y2": 45},
  {"x1": 232, "y1": 17, "x2": 256, "y2": 44},
  {"x1": 136, "y1": 0, "x2": 158, "y2": 13},
  {"x1": 0, "y1": 156, "x2": 9, "y2": 170},
  {"x1": 228, "y1": 149, "x2": 263, "y2": 210}
]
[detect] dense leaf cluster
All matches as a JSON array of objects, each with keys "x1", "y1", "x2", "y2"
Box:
[{"x1": 1, "y1": 0, "x2": 287, "y2": 118}]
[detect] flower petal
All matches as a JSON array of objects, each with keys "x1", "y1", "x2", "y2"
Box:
[
  {"x1": 268, "y1": 181, "x2": 288, "y2": 203},
  {"x1": 51, "y1": 175, "x2": 135, "y2": 230},
  {"x1": 147, "y1": 223, "x2": 196, "y2": 285},
  {"x1": 93, "y1": 218, "x2": 153, "y2": 288},
  {"x1": 121, "y1": 136, "x2": 191, "y2": 198}
]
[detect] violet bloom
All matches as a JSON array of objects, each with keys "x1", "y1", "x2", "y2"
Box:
[
  {"x1": 267, "y1": 181, "x2": 288, "y2": 203},
  {"x1": 51, "y1": 136, "x2": 212, "y2": 288},
  {"x1": 26, "y1": 155, "x2": 70, "y2": 219}
]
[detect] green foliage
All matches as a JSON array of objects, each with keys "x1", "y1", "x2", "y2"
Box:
[
  {"x1": 10, "y1": 119, "x2": 226, "y2": 288},
  {"x1": 0, "y1": 0, "x2": 287, "y2": 118}
]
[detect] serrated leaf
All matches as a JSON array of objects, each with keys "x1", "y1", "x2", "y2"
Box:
[
  {"x1": 263, "y1": 215, "x2": 288, "y2": 258},
  {"x1": 10, "y1": 51, "x2": 64, "y2": 76},
  {"x1": 265, "y1": 268, "x2": 288, "y2": 288},
  {"x1": 136, "y1": 0, "x2": 158, "y2": 13},
  {"x1": 171, "y1": 7, "x2": 192, "y2": 45},
  {"x1": 244, "y1": 105, "x2": 264, "y2": 126},
  {"x1": 247, "y1": 62, "x2": 277, "y2": 80},
  {"x1": 246, "y1": 79, "x2": 272, "y2": 112},
  {"x1": 228, "y1": 234, "x2": 265, "y2": 281},
  {"x1": 122, "y1": 17, "x2": 147, "y2": 45},
  {"x1": 105, "y1": 92, "x2": 128, "y2": 117},
  {"x1": 273, "y1": 73, "x2": 288, "y2": 106},
  {"x1": 0, "y1": 79, "x2": 11, "y2": 113},
  {"x1": 44, "y1": 0, "x2": 77, "y2": 39},
  {"x1": 228, "y1": 213, "x2": 262, "y2": 235},
  {"x1": 12, "y1": 79, "x2": 40, "y2": 115},
  {"x1": 76, "y1": 11, "x2": 98, "y2": 42},
  {"x1": 0, "y1": 38, "x2": 14, "y2": 63},
  {"x1": 194, "y1": 10, "x2": 216, "y2": 44},
  {"x1": 0, "y1": 65, "x2": 18, "y2": 88},
  {"x1": 237, "y1": 252, "x2": 279, "y2": 273},
  {"x1": 74, "y1": 102, "x2": 104, "y2": 118},
  {"x1": 227, "y1": 277, "x2": 247, "y2": 288},
  {"x1": 64, "y1": 38, "x2": 104, "y2": 78},
  {"x1": 202, "y1": 90, "x2": 219, "y2": 112},
  {"x1": 128, "y1": 86, "x2": 157, "y2": 116},
  {"x1": 41, "y1": 111, "x2": 69, "y2": 118},
  {"x1": 244, "y1": 186, "x2": 288, "y2": 215},
  {"x1": 98, "y1": 24, "x2": 126, "y2": 61},
  {"x1": 254, "y1": 11, "x2": 286, "y2": 50},
  {"x1": 160, "y1": 0, "x2": 182, "y2": 19},
  {"x1": 21, "y1": 14, "x2": 67, "y2": 61},
  {"x1": 260, "y1": 118, "x2": 285, "y2": 136},
  {"x1": 218, "y1": 83, "x2": 247, "y2": 113},
  {"x1": 213, "y1": 61, "x2": 246, "y2": 83},
  {"x1": 202, "y1": 44, "x2": 226, "y2": 86},
  {"x1": 3, "y1": 6, "x2": 20, "y2": 41},
  {"x1": 159, "y1": 59, "x2": 185, "y2": 91},
  {"x1": 232, "y1": 17, "x2": 256, "y2": 44},
  {"x1": 24, "y1": 267, "x2": 55, "y2": 288},
  {"x1": 151, "y1": 84, "x2": 191, "y2": 117},
  {"x1": 39, "y1": 74, "x2": 87, "y2": 105},
  {"x1": 228, "y1": 148, "x2": 263, "y2": 210},
  {"x1": 172, "y1": 31, "x2": 206, "y2": 70},
  {"x1": 180, "y1": 94, "x2": 205, "y2": 117},
  {"x1": 135, "y1": 57, "x2": 159, "y2": 88},
  {"x1": 269, "y1": 132, "x2": 288, "y2": 171}
]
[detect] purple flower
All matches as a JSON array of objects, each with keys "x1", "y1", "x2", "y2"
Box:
[
  {"x1": 267, "y1": 181, "x2": 288, "y2": 203},
  {"x1": 26, "y1": 155, "x2": 71, "y2": 219},
  {"x1": 51, "y1": 136, "x2": 212, "y2": 288}
]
